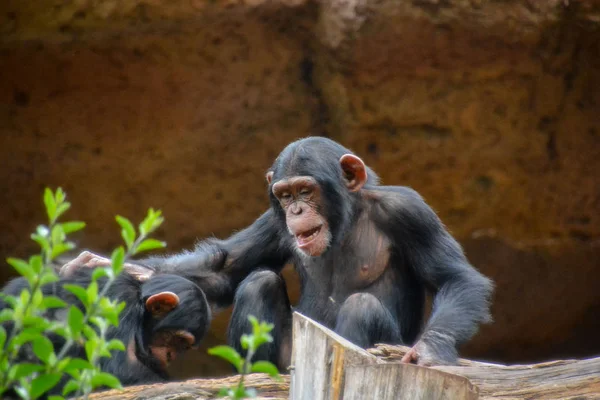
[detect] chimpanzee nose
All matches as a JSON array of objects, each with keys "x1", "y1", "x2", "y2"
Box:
[{"x1": 291, "y1": 203, "x2": 303, "y2": 215}]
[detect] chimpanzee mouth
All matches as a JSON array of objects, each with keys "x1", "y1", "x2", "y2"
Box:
[{"x1": 296, "y1": 225, "x2": 322, "y2": 247}]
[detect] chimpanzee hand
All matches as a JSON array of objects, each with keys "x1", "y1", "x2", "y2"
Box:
[
  {"x1": 60, "y1": 251, "x2": 152, "y2": 281},
  {"x1": 400, "y1": 334, "x2": 458, "y2": 366}
]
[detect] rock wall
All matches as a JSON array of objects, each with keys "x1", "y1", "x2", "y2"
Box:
[{"x1": 1, "y1": 0, "x2": 599, "y2": 378}]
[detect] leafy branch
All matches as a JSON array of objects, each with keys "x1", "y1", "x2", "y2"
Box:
[
  {"x1": 0, "y1": 188, "x2": 167, "y2": 400},
  {"x1": 208, "y1": 316, "x2": 281, "y2": 399}
]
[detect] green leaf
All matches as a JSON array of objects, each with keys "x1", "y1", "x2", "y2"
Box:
[
  {"x1": 216, "y1": 387, "x2": 233, "y2": 398},
  {"x1": 139, "y1": 208, "x2": 164, "y2": 236},
  {"x1": 31, "y1": 233, "x2": 51, "y2": 255},
  {"x1": 91, "y1": 372, "x2": 122, "y2": 390},
  {"x1": 51, "y1": 225, "x2": 65, "y2": 246},
  {"x1": 85, "y1": 338, "x2": 98, "y2": 361},
  {"x1": 61, "y1": 221, "x2": 86, "y2": 234},
  {"x1": 240, "y1": 334, "x2": 251, "y2": 350},
  {"x1": 31, "y1": 373, "x2": 62, "y2": 399},
  {"x1": 62, "y1": 380, "x2": 79, "y2": 396},
  {"x1": 49, "y1": 396, "x2": 64, "y2": 400},
  {"x1": 51, "y1": 242, "x2": 75, "y2": 259},
  {"x1": 90, "y1": 316, "x2": 107, "y2": 332},
  {"x1": 55, "y1": 187, "x2": 66, "y2": 203},
  {"x1": 13, "y1": 331, "x2": 40, "y2": 346},
  {"x1": 33, "y1": 336, "x2": 55, "y2": 364},
  {"x1": 86, "y1": 280, "x2": 98, "y2": 303},
  {"x1": 44, "y1": 188, "x2": 57, "y2": 222},
  {"x1": 7, "y1": 258, "x2": 35, "y2": 281},
  {"x1": 42, "y1": 296, "x2": 67, "y2": 309},
  {"x1": 115, "y1": 215, "x2": 135, "y2": 249},
  {"x1": 40, "y1": 271, "x2": 59, "y2": 286},
  {"x1": 251, "y1": 361, "x2": 281, "y2": 379},
  {"x1": 9, "y1": 363, "x2": 45, "y2": 380},
  {"x1": 23, "y1": 316, "x2": 50, "y2": 330},
  {"x1": 63, "y1": 357, "x2": 93, "y2": 374},
  {"x1": 0, "y1": 325, "x2": 6, "y2": 349},
  {"x1": 106, "y1": 339, "x2": 126, "y2": 352},
  {"x1": 208, "y1": 345, "x2": 243, "y2": 372},
  {"x1": 67, "y1": 306, "x2": 84, "y2": 337},
  {"x1": 135, "y1": 239, "x2": 166, "y2": 254},
  {"x1": 30, "y1": 255, "x2": 44, "y2": 274},
  {"x1": 92, "y1": 267, "x2": 109, "y2": 282},
  {"x1": 64, "y1": 284, "x2": 88, "y2": 307},
  {"x1": 54, "y1": 202, "x2": 71, "y2": 221},
  {"x1": 82, "y1": 325, "x2": 97, "y2": 341},
  {"x1": 110, "y1": 247, "x2": 125, "y2": 276},
  {"x1": 234, "y1": 385, "x2": 254, "y2": 399},
  {"x1": 0, "y1": 306, "x2": 13, "y2": 325}
]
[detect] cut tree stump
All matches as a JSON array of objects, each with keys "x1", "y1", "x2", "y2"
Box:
[
  {"x1": 291, "y1": 312, "x2": 478, "y2": 400},
  {"x1": 90, "y1": 314, "x2": 600, "y2": 399}
]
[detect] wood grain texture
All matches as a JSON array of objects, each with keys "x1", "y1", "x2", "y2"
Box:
[
  {"x1": 344, "y1": 363, "x2": 479, "y2": 400},
  {"x1": 370, "y1": 344, "x2": 600, "y2": 399},
  {"x1": 290, "y1": 313, "x2": 477, "y2": 400},
  {"x1": 290, "y1": 312, "x2": 379, "y2": 400},
  {"x1": 89, "y1": 374, "x2": 289, "y2": 400}
]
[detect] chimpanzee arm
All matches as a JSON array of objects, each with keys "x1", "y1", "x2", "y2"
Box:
[
  {"x1": 138, "y1": 209, "x2": 292, "y2": 309},
  {"x1": 372, "y1": 187, "x2": 493, "y2": 365}
]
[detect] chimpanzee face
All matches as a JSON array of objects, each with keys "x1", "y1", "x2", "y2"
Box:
[
  {"x1": 267, "y1": 154, "x2": 367, "y2": 257},
  {"x1": 141, "y1": 275, "x2": 210, "y2": 369}
]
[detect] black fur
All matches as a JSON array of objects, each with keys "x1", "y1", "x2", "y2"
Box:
[
  {"x1": 141, "y1": 137, "x2": 493, "y2": 368},
  {"x1": 0, "y1": 269, "x2": 210, "y2": 394}
]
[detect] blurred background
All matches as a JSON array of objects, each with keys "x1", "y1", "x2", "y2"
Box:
[{"x1": 1, "y1": 0, "x2": 599, "y2": 379}]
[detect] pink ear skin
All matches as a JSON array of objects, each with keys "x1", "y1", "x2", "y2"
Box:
[
  {"x1": 266, "y1": 171, "x2": 274, "y2": 184},
  {"x1": 339, "y1": 154, "x2": 368, "y2": 192},
  {"x1": 145, "y1": 291, "x2": 180, "y2": 316}
]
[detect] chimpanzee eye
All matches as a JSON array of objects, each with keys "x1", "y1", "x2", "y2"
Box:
[
  {"x1": 299, "y1": 188, "x2": 311, "y2": 195},
  {"x1": 280, "y1": 192, "x2": 292, "y2": 200}
]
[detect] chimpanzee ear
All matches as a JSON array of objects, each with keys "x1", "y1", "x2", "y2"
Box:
[
  {"x1": 266, "y1": 171, "x2": 274, "y2": 185},
  {"x1": 339, "y1": 154, "x2": 367, "y2": 192},
  {"x1": 145, "y1": 291, "x2": 180, "y2": 316}
]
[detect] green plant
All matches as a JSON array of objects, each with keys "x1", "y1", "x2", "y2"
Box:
[
  {"x1": 208, "y1": 316, "x2": 281, "y2": 399},
  {"x1": 0, "y1": 188, "x2": 166, "y2": 399}
]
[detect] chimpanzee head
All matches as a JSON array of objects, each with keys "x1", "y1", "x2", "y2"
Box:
[
  {"x1": 139, "y1": 274, "x2": 211, "y2": 371},
  {"x1": 266, "y1": 137, "x2": 379, "y2": 257}
]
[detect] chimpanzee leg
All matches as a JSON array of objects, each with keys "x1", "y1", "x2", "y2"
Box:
[
  {"x1": 227, "y1": 270, "x2": 292, "y2": 370},
  {"x1": 334, "y1": 293, "x2": 402, "y2": 349}
]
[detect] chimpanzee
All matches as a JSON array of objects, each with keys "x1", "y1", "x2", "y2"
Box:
[
  {"x1": 1, "y1": 264, "x2": 211, "y2": 392},
  {"x1": 64, "y1": 137, "x2": 493, "y2": 369}
]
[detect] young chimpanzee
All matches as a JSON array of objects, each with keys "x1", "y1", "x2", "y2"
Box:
[
  {"x1": 64, "y1": 137, "x2": 493, "y2": 370},
  {"x1": 1, "y1": 265, "x2": 211, "y2": 392}
]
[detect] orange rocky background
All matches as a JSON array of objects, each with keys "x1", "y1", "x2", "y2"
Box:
[{"x1": 1, "y1": 0, "x2": 599, "y2": 378}]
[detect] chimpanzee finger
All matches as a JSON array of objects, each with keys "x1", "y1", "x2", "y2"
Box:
[
  {"x1": 400, "y1": 348, "x2": 419, "y2": 364},
  {"x1": 60, "y1": 251, "x2": 100, "y2": 276}
]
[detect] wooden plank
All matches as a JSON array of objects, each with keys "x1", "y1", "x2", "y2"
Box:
[
  {"x1": 371, "y1": 344, "x2": 600, "y2": 399},
  {"x1": 343, "y1": 364, "x2": 479, "y2": 400},
  {"x1": 290, "y1": 312, "x2": 378, "y2": 400},
  {"x1": 290, "y1": 313, "x2": 477, "y2": 400}
]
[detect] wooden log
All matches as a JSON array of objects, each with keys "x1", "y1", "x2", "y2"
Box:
[
  {"x1": 290, "y1": 312, "x2": 477, "y2": 400},
  {"x1": 370, "y1": 344, "x2": 600, "y2": 399},
  {"x1": 89, "y1": 373, "x2": 290, "y2": 400}
]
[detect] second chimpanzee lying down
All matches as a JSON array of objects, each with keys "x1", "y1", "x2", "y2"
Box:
[{"x1": 0, "y1": 264, "x2": 211, "y2": 392}]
